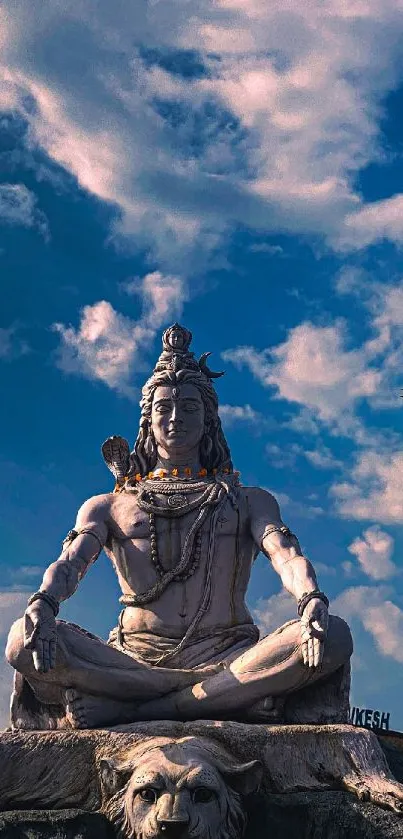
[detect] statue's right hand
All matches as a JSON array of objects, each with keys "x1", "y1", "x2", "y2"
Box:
[{"x1": 23, "y1": 601, "x2": 57, "y2": 673}]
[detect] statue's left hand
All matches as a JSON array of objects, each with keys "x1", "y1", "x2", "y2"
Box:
[
  {"x1": 300, "y1": 597, "x2": 329, "y2": 669},
  {"x1": 23, "y1": 601, "x2": 57, "y2": 673}
]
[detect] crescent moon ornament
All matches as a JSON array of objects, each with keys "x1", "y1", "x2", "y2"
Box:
[{"x1": 198, "y1": 352, "x2": 225, "y2": 379}]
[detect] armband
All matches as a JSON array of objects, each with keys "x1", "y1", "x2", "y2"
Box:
[
  {"x1": 61, "y1": 528, "x2": 103, "y2": 553},
  {"x1": 78, "y1": 528, "x2": 104, "y2": 552},
  {"x1": 262, "y1": 524, "x2": 298, "y2": 545},
  {"x1": 62, "y1": 529, "x2": 78, "y2": 549}
]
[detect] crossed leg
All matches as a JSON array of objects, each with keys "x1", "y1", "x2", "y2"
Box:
[
  {"x1": 6, "y1": 615, "x2": 352, "y2": 729},
  {"x1": 135, "y1": 615, "x2": 353, "y2": 721},
  {"x1": 5, "y1": 618, "x2": 221, "y2": 729}
]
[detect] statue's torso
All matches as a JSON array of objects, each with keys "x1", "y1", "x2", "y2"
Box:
[{"x1": 104, "y1": 485, "x2": 259, "y2": 637}]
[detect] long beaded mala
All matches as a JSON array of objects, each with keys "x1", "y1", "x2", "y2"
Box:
[
  {"x1": 149, "y1": 507, "x2": 203, "y2": 580},
  {"x1": 119, "y1": 476, "x2": 237, "y2": 663},
  {"x1": 120, "y1": 479, "x2": 223, "y2": 608}
]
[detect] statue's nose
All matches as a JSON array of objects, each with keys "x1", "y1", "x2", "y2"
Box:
[{"x1": 157, "y1": 818, "x2": 189, "y2": 837}]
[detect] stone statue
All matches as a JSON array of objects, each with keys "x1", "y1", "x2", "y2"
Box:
[
  {"x1": 6, "y1": 323, "x2": 353, "y2": 730},
  {"x1": 2, "y1": 723, "x2": 403, "y2": 835},
  {"x1": 101, "y1": 735, "x2": 261, "y2": 839}
]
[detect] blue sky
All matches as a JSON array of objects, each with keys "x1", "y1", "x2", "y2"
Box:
[{"x1": 1, "y1": 0, "x2": 403, "y2": 730}]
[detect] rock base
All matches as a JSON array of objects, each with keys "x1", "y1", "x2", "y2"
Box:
[
  {"x1": 0, "y1": 810, "x2": 114, "y2": 838},
  {"x1": 1, "y1": 793, "x2": 403, "y2": 838},
  {"x1": 1, "y1": 722, "x2": 403, "y2": 838}
]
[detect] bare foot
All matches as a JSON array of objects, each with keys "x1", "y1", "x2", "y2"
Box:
[{"x1": 65, "y1": 689, "x2": 137, "y2": 729}]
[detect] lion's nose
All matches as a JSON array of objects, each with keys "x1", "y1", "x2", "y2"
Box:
[{"x1": 157, "y1": 818, "x2": 190, "y2": 837}]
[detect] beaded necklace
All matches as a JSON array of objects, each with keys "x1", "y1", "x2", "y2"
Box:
[
  {"x1": 136, "y1": 478, "x2": 222, "y2": 582},
  {"x1": 120, "y1": 481, "x2": 224, "y2": 607}
]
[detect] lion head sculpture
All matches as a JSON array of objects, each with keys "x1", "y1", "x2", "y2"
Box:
[{"x1": 100, "y1": 735, "x2": 262, "y2": 839}]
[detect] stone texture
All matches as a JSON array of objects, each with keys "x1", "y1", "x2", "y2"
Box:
[
  {"x1": 0, "y1": 810, "x2": 114, "y2": 838},
  {"x1": 247, "y1": 791, "x2": 403, "y2": 838},
  {"x1": 1, "y1": 794, "x2": 403, "y2": 838},
  {"x1": 1, "y1": 722, "x2": 403, "y2": 838}
]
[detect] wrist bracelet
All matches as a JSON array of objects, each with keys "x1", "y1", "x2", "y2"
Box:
[
  {"x1": 297, "y1": 589, "x2": 329, "y2": 617},
  {"x1": 27, "y1": 591, "x2": 60, "y2": 617}
]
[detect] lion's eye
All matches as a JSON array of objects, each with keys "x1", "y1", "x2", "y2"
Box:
[
  {"x1": 139, "y1": 788, "x2": 158, "y2": 803},
  {"x1": 193, "y1": 787, "x2": 215, "y2": 803}
]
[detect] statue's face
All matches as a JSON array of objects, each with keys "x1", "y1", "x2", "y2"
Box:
[{"x1": 151, "y1": 384, "x2": 205, "y2": 458}]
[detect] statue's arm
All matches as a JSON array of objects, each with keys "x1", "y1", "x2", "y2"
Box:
[
  {"x1": 247, "y1": 487, "x2": 328, "y2": 668},
  {"x1": 23, "y1": 494, "x2": 110, "y2": 672},
  {"x1": 39, "y1": 494, "x2": 110, "y2": 604}
]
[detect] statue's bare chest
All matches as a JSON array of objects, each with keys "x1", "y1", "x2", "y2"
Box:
[{"x1": 108, "y1": 489, "x2": 239, "y2": 545}]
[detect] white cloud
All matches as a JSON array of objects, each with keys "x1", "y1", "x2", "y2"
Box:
[
  {"x1": 121, "y1": 271, "x2": 186, "y2": 323},
  {"x1": 333, "y1": 266, "x2": 370, "y2": 297},
  {"x1": 223, "y1": 273, "x2": 403, "y2": 460},
  {"x1": 271, "y1": 440, "x2": 342, "y2": 470},
  {"x1": 253, "y1": 589, "x2": 295, "y2": 636},
  {"x1": 347, "y1": 525, "x2": 397, "y2": 581},
  {"x1": 0, "y1": 323, "x2": 30, "y2": 360},
  {"x1": 219, "y1": 403, "x2": 265, "y2": 426},
  {"x1": 255, "y1": 585, "x2": 403, "y2": 682},
  {"x1": 337, "y1": 194, "x2": 403, "y2": 251},
  {"x1": 268, "y1": 488, "x2": 325, "y2": 519},
  {"x1": 16, "y1": 565, "x2": 44, "y2": 579},
  {"x1": 52, "y1": 272, "x2": 186, "y2": 395},
  {"x1": 303, "y1": 445, "x2": 342, "y2": 470},
  {"x1": 223, "y1": 321, "x2": 381, "y2": 422},
  {"x1": 0, "y1": 183, "x2": 49, "y2": 239},
  {"x1": 331, "y1": 450, "x2": 403, "y2": 524},
  {"x1": 342, "y1": 560, "x2": 356, "y2": 578},
  {"x1": 2, "y1": 0, "x2": 403, "y2": 267},
  {"x1": 334, "y1": 585, "x2": 403, "y2": 665},
  {"x1": 314, "y1": 561, "x2": 336, "y2": 577},
  {"x1": 266, "y1": 443, "x2": 299, "y2": 469},
  {"x1": 248, "y1": 243, "x2": 284, "y2": 255},
  {"x1": 0, "y1": 592, "x2": 28, "y2": 730}
]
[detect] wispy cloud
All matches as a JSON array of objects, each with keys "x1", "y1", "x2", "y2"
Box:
[
  {"x1": 219, "y1": 403, "x2": 267, "y2": 427},
  {"x1": 347, "y1": 526, "x2": 397, "y2": 581},
  {"x1": 267, "y1": 488, "x2": 325, "y2": 520},
  {"x1": 266, "y1": 440, "x2": 342, "y2": 471},
  {"x1": 334, "y1": 585, "x2": 403, "y2": 665},
  {"x1": 52, "y1": 272, "x2": 186, "y2": 396},
  {"x1": 253, "y1": 589, "x2": 295, "y2": 637},
  {"x1": 336, "y1": 194, "x2": 403, "y2": 252},
  {"x1": 2, "y1": 0, "x2": 403, "y2": 267},
  {"x1": 223, "y1": 322, "x2": 382, "y2": 425},
  {"x1": 120, "y1": 271, "x2": 186, "y2": 321},
  {"x1": 331, "y1": 450, "x2": 403, "y2": 524},
  {"x1": 223, "y1": 291, "x2": 403, "y2": 525},
  {"x1": 0, "y1": 323, "x2": 30, "y2": 361},
  {"x1": 0, "y1": 591, "x2": 28, "y2": 730},
  {"x1": 247, "y1": 243, "x2": 284, "y2": 256},
  {"x1": 0, "y1": 183, "x2": 49, "y2": 239}
]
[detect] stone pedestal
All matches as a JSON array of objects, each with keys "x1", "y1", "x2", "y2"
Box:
[{"x1": 0, "y1": 722, "x2": 402, "y2": 838}]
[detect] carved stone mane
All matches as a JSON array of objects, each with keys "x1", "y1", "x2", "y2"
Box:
[
  {"x1": 1, "y1": 722, "x2": 403, "y2": 836},
  {"x1": 101, "y1": 736, "x2": 261, "y2": 839}
]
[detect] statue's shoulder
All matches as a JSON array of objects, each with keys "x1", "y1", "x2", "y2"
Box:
[
  {"x1": 77, "y1": 492, "x2": 113, "y2": 521},
  {"x1": 239, "y1": 485, "x2": 281, "y2": 518}
]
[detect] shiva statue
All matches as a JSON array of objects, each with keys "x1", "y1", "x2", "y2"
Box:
[{"x1": 6, "y1": 324, "x2": 353, "y2": 730}]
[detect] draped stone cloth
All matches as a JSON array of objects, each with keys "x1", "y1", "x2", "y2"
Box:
[
  {"x1": 107, "y1": 620, "x2": 260, "y2": 668},
  {"x1": 8, "y1": 613, "x2": 352, "y2": 729}
]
